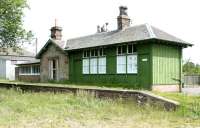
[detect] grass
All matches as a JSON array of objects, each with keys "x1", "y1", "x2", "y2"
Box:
[
  {"x1": 154, "y1": 92, "x2": 200, "y2": 119},
  {"x1": 0, "y1": 88, "x2": 200, "y2": 128}
]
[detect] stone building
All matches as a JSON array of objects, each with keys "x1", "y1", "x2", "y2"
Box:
[{"x1": 35, "y1": 26, "x2": 69, "y2": 82}]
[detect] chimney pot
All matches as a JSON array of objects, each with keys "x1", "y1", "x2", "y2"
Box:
[
  {"x1": 50, "y1": 26, "x2": 62, "y2": 40},
  {"x1": 117, "y1": 6, "x2": 131, "y2": 30},
  {"x1": 97, "y1": 25, "x2": 101, "y2": 33}
]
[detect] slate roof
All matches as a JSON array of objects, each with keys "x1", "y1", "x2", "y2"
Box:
[
  {"x1": 16, "y1": 59, "x2": 40, "y2": 65},
  {"x1": 66, "y1": 24, "x2": 192, "y2": 50},
  {"x1": 36, "y1": 39, "x2": 66, "y2": 59},
  {"x1": 0, "y1": 47, "x2": 35, "y2": 61}
]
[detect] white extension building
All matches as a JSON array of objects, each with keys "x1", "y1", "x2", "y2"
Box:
[{"x1": 0, "y1": 48, "x2": 35, "y2": 80}]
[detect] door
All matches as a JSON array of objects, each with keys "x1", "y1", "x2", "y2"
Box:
[
  {"x1": 139, "y1": 54, "x2": 151, "y2": 89},
  {"x1": 48, "y1": 59, "x2": 58, "y2": 80}
]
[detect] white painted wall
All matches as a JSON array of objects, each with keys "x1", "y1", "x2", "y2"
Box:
[
  {"x1": 0, "y1": 59, "x2": 6, "y2": 79},
  {"x1": 6, "y1": 60, "x2": 15, "y2": 80},
  {"x1": 0, "y1": 58, "x2": 28, "y2": 80}
]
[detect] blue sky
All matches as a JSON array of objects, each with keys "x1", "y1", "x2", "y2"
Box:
[{"x1": 23, "y1": 0, "x2": 200, "y2": 64}]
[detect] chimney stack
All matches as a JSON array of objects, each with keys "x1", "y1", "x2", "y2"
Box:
[
  {"x1": 50, "y1": 26, "x2": 62, "y2": 40},
  {"x1": 117, "y1": 6, "x2": 131, "y2": 30}
]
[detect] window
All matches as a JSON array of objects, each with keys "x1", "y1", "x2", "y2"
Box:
[
  {"x1": 128, "y1": 44, "x2": 133, "y2": 54},
  {"x1": 82, "y1": 59, "x2": 89, "y2": 74},
  {"x1": 82, "y1": 48, "x2": 106, "y2": 74},
  {"x1": 20, "y1": 66, "x2": 31, "y2": 74},
  {"x1": 122, "y1": 45, "x2": 127, "y2": 54},
  {"x1": 83, "y1": 50, "x2": 90, "y2": 58},
  {"x1": 98, "y1": 57, "x2": 106, "y2": 74},
  {"x1": 117, "y1": 46, "x2": 122, "y2": 55},
  {"x1": 117, "y1": 56, "x2": 126, "y2": 73},
  {"x1": 91, "y1": 49, "x2": 98, "y2": 57},
  {"x1": 127, "y1": 55, "x2": 137, "y2": 73},
  {"x1": 117, "y1": 44, "x2": 137, "y2": 74},
  {"x1": 99, "y1": 48, "x2": 105, "y2": 56},
  {"x1": 32, "y1": 65, "x2": 40, "y2": 74},
  {"x1": 19, "y1": 65, "x2": 40, "y2": 75},
  {"x1": 90, "y1": 58, "x2": 97, "y2": 74}
]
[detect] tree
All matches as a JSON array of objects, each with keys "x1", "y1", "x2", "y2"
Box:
[
  {"x1": 0, "y1": 0, "x2": 32, "y2": 48},
  {"x1": 183, "y1": 59, "x2": 200, "y2": 75}
]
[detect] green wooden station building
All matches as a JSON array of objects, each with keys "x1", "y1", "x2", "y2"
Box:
[{"x1": 16, "y1": 6, "x2": 192, "y2": 92}]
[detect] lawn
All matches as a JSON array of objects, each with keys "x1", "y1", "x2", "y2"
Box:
[{"x1": 0, "y1": 88, "x2": 200, "y2": 128}]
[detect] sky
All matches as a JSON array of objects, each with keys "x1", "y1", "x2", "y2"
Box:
[{"x1": 23, "y1": 0, "x2": 200, "y2": 64}]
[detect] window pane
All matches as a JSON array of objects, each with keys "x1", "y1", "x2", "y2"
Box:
[
  {"x1": 90, "y1": 58, "x2": 97, "y2": 74},
  {"x1": 99, "y1": 48, "x2": 104, "y2": 56},
  {"x1": 98, "y1": 57, "x2": 106, "y2": 74},
  {"x1": 117, "y1": 46, "x2": 122, "y2": 55},
  {"x1": 133, "y1": 45, "x2": 137, "y2": 52},
  {"x1": 83, "y1": 51, "x2": 87, "y2": 58},
  {"x1": 122, "y1": 45, "x2": 127, "y2": 54},
  {"x1": 83, "y1": 59, "x2": 89, "y2": 74},
  {"x1": 94, "y1": 49, "x2": 98, "y2": 56},
  {"x1": 128, "y1": 44, "x2": 133, "y2": 54},
  {"x1": 86, "y1": 50, "x2": 90, "y2": 57},
  {"x1": 127, "y1": 55, "x2": 137, "y2": 73},
  {"x1": 32, "y1": 65, "x2": 40, "y2": 74},
  {"x1": 117, "y1": 56, "x2": 126, "y2": 73}
]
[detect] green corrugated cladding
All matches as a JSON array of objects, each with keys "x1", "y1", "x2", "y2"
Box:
[
  {"x1": 69, "y1": 42, "x2": 152, "y2": 89},
  {"x1": 151, "y1": 43, "x2": 182, "y2": 85}
]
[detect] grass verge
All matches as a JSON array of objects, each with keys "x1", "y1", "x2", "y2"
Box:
[{"x1": 0, "y1": 88, "x2": 200, "y2": 128}]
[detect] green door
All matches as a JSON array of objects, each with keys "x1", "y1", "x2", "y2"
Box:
[{"x1": 139, "y1": 54, "x2": 150, "y2": 89}]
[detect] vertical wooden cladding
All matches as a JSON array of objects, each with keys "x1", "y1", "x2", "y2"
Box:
[
  {"x1": 69, "y1": 43, "x2": 152, "y2": 89},
  {"x1": 152, "y1": 43, "x2": 181, "y2": 85}
]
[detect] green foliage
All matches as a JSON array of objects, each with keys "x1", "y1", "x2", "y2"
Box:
[
  {"x1": 0, "y1": 88, "x2": 200, "y2": 127},
  {"x1": 183, "y1": 60, "x2": 200, "y2": 75},
  {"x1": 0, "y1": 0, "x2": 33, "y2": 47}
]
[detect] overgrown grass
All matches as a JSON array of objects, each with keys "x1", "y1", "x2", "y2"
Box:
[
  {"x1": 154, "y1": 92, "x2": 200, "y2": 119},
  {"x1": 0, "y1": 89, "x2": 200, "y2": 128}
]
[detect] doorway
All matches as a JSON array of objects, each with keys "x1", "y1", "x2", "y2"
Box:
[{"x1": 49, "y1": 59, "x2": 58, "y2": 80}]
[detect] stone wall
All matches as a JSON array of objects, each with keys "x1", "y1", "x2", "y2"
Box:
[
  {"x1": 0, "y1": 82, "x2": 180, "y2": 111},
  {"x1": 40, "y1": 43, "x2": 69, "y2": 82},
  {"x1": 18, "y1": 75, "x2": 40, "y2": 82}
]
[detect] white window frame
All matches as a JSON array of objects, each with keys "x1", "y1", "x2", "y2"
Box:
[
  {"x1": 90, "y1": 58, "x2": 98, "y2": 74},
  {"x1": 116, "y1": 44, "x2": 138, "y2": 74},
  {"x1": 117, "y1": 55, "x2": 126, "y2": 74},
  {"x1": 98, "y1": 57, "x2": 106, "y2": 74},
  {"x1": 82, "y1": 48, "x2": 106, "y2": 74},
  {"x1": 19, "y1": 65, "x2": 40, "y2": 76},
  {"x1": 127, "y1": 54, "x2": 138, "y2": 74},
  {"x1": 82, "y1": 58, "x2": 89, "y2": 74}
]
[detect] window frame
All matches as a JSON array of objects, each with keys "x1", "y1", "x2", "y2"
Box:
[
  {"x1": 116, "y1": 44, "x2": 138, "y2": 74},
  {"x1": 82, "y1": 48, "x2": 106, "y2": 75},
  {"x1": 19, "y1": 65, "x2": 40, "y2": 76}
]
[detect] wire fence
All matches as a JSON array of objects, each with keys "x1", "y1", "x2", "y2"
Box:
[{"x1": 184, "y1": 75, "x2": 200, "y2": 87}]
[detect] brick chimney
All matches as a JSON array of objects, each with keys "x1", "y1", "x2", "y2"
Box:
[
  {"x1": 50, "y1": 26, "x2": 62, "y2": 40},
  {"x1": 117, "y1": 6, "x2": 131, "y2": 30}
]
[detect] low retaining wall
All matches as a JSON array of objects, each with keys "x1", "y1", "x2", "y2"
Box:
[{"x1": 0, "y1": 83, "x2": 179, "y2": 111}]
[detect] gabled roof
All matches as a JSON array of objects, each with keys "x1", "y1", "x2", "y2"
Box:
[
  {"x1": 36, "y1": 38, "x2": 66, "y2": 59},
  {"x1": 16, "y1": 59, "x2": 40, "y2": 66},
  {"x1": 66, "y1": 24, "x2": 192, "y2": 50},
  {"x1": 0, "y1": 47, "x2": 34, "y2": 57},
  {"x1": 0, "y1": 47, "x2": 35, "y2": 61}
]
